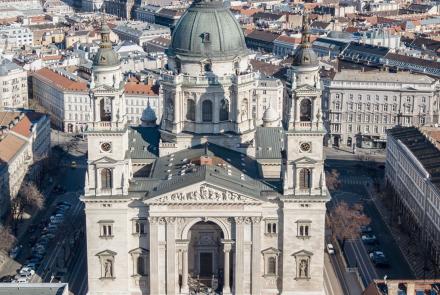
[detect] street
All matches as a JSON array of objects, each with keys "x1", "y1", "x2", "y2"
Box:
[
  {"x1": 326, "y1": 158, "x2": 414, "y2": 289},
  {"x1": 0, "y1": 131, "x2": 88, "y2": 295}
]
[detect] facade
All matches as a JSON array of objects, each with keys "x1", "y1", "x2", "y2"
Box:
[
  {"x1": 0, "y1": 111, "x2": 50, "y2": 218},
  {"x1": 125, "y1": 81, "x2": 161, "y2": 126},
  {"x1": 323, "y1": 70, "x2": 439, "y2": 148},
  {"x1": 112, "y1": 21, "x2": 170, "y2": 46},
  {"x1": 83, "y1": 3, "x2": 329, "y2": 295},
  {"x1": 104, "y1": 0, "x2": 135, "y2": 19},
  {"x1": 0, "y1": 24, "x2": 33, "y2": 48},
  {"x1": 0, "y1": 59, "x2": 28, "y2": 109},
  {"x1": 386, "y1": 127, "x2": 440, "y2": 275}
]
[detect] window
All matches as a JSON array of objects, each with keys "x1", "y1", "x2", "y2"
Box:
[
  {"x1": 300, "y1": 99, "x2": 312, "y2": 121},
  {"x1": 262, "y1": 248, "x2": 280, "y2": 276},
  {"x1": 357, "y1": 103, "x2": 362, "y2": 111},
  {"x1": 186, "y1": 99, "x2": 195, "y2": 121},
  {"x1": 133, "y1": 219, "x2": 147, "y2": 235},
  {"x1": 392, "y1": 104, "x2": 397, "y2": 112},
  {"x1": 358, "y1": 94, "x2": 362, "y2": 100},
  {"x1": 367, "y1": 95, "x2": 370, "y2": 101},
  {"x1": 202, "y1": 100, "x2": 212, "y2": 122},
  {"x1": 383, "y1": 104, "x2": 388, "y2": 112},
  {"x1": 219, "y1": 99, "x2": 229, "y2": 121},
  {"x1": 350, "y1": 94, "x2": 353, "y2": 99},
  {"x1": 99, "y1": 221, "x2": 114, "y2": 238},
  {"x1": 101, "y1": 168, "x2": 112, "y2": 189},
  {"x1": 384, "y1": 96, "x2": 388, "y2": 101},
  {"x1": 366, "y1": 103, "x2": 370, "y2": 111},
  {"x1": 376, "y1": 95, "x2": 379, "y2": 101},
  {"x1": 265, "y1": 220, "x2": 277, "y2": 235},
  {"x1": 297, "y1": 220, "x2": 311, "y2": 238},
  {"x1": 129, "y1": 248, "x2": 149, "y2": 277},
  {"x1": 299, "y1": 168, "x2": 311, "y2": 189},
  {"x1": 204, "y1": 62, "x2": 212, "y2": 72}
]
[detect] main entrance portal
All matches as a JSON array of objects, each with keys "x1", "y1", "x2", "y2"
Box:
[{"x1": 187, "y1": 221, "x2": 229, "y2": 293}]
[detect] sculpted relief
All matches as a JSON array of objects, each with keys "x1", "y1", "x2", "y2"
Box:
[{"x1": 148, "y1": 185, "x2": 260, "y2": 205}]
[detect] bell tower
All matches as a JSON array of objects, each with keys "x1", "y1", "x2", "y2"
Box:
[
  {"x1": 85, "y1": 17, "x2": 130, "y2": 197},
  {"x1": 279, "y1": 14, "x2": 329, "y2": 295}
]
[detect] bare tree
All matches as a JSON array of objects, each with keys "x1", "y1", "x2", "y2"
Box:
[
  {"x1": 0, "y1": 225, "x2": 16, "y2": 253},
  {"x1": 326, "y1": 169, "x2": 341, "y2": 191},
  {"x1": 11, "y1": 182, "x2": 44, "y2": 227},
  {"x1": 328, "y1": 201, "x2": 371, "y2": 248}
]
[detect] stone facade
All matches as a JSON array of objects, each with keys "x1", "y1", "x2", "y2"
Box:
[
  {"x1": 323, "y1": 69, "x2": 440, "y2": 148},
  {"x1": 83, "y1": 3, "x2": 328, "y2": 295}
]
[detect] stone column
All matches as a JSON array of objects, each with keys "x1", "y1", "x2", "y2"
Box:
[
  {"x1": 251, "y1": 217, "x2": 262, "y2": 295},
  {"x1": 181, "y1": 248, "x2": 189, "y2": 294},
  {"x1": 166, "y1": 217, "x2": 177, "y2": 295},
  {"x1": 221, "y1": 240, "x2": 234, "y2": 295},
  {"x1": 234, "y1": 217, "x2": 245, "y2": 294},
  {"x1": 148, "y1": 217, "x2": 159, "y2": 294}
]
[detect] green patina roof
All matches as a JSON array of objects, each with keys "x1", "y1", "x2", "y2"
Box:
[{"x1": 167, "y1": 0, "x2": 248, "y2": 60}]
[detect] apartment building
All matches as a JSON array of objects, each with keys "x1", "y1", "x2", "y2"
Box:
[
  {"x1": 0, "y1": 59, "x2": 28, "y2": 109},
  {"x1": 323, "y1": 69, "x2": 439, "y2": 148},
  {"x1": 0, "y1": 24, "x2": 33, "y2": 48},
  {"x1": 386, "y1": 127, "x2": 440, "y2": 271}
]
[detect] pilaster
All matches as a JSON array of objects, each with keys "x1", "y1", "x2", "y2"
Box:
[
  {"x1": 148, "y1": 217, "x2": 159, "y2": 295},
  {"x1": 251, "y1": 217, "x2": 262, "y2": 295},
  {"x1": 166, "y1": 217, "x2": 177, "y2": 295},
  {"x1": 234, "y1": 217, "x2": 245, "y2": 294}
]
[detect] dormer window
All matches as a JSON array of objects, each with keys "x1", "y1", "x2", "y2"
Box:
[{"x1": 202, "y1": 32, "x2": 211, "y2": 43}]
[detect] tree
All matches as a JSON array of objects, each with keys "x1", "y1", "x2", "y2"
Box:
[
  {"x1": 326, "y1": 169, "x2": 341, "y2": 191},
  {"x1": 11, "y1": 182, "x2": 44, "y2": 229},
  {"x1": 0, "y1": 225, "x2": 16, "y2": 253},
  {"x1": 328, "y1": 201, "x2": 371, "y2": 248}
]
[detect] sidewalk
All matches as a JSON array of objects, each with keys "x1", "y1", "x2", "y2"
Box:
[
  {"x1": 367, "y1": 185, "x2": 437, "y2": 279},
  {"x1": 325, "y1": 147, "x2": 386, "y2": 162}
]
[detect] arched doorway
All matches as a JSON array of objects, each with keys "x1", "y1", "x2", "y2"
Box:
[{"x1": 187, "y1": 221, "x2": 226, "y2": 293}]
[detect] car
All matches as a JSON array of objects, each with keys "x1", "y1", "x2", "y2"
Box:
[
  {"x1": 47, "y1": 224, "x2": 58, "y2": 232},
  {"x1": 57, "y1": 201, "x2": 71, "y2": 207},
  {"x1": 50, "y1": 215, "x2": 64, "y2": 222},
  {"x1": 369, "y1": 251, "x2": 389, "y2": 267},
  {"x1": 326, "y1": 243, "x2": 335, "y2": 254},
  {"x1": 14, "y1": 276, "x2": 29, "y2": 283},
  {"x1": 360, "y1": 226, "x2": 373, "y2": 234},
  {"x1": 50, "y1": 218, "x2": 63, "y2": 225},
  {"x1": 41, "y1": 233, "x2": 55, "y2": 240},
  {"x1": 361, "y1": 234, "x2": 378, "y2": 245},
  {"x1": 0, "y1": 275, "x2": 14, "y2": 282},
  {"x1": 71, "y1": 161, "x2": 77, "y2": 168},
  {"x1": 25, "y1": 263, "x2": 37, "y2": 270},
  {"x1": 19, "y1": 267, "x2": 35, "y2": 277}
]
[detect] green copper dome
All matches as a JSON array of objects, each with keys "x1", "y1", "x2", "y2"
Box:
[{"x1": 167, "y1": 0, "x2": 248, "y2": 60}]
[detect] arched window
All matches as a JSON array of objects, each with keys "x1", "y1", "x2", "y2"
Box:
[
  {"x1": 204, "y1": 62, "x2": 212, "y2": 72},
  {"x1": 268, "y1": 257, "x2": 276, "y2": 275},
  {"x1": 186, "y1": 99, "x2": 195, "y2": 121},
  {"x1": 299, "y1": 168, "x2": 311, "y2": 189},
  {"x1": 100, "y1": 98, "x2": 112, "y2": 122},
  {"x1": 101, "y1": 168, "x2": 112, "y2": 189},
  {"x1": 202, "y1": 100, "x2": 212, "y2": 122},
  {"x1": 219, "y1": 99, "x2": 229, "y2": 121},
  {"x1": 300, "y1": 99, "x2": 312, "y2": 122}
]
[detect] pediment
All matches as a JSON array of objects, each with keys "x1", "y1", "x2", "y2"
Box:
[
  {"x1": 96, "y1": 249, "x2": 117, "y2": 257},
  {"x1": 293, "y1": 156, "x2": 317, "y2": 165},
  {"x1": 93, "y1": 84, "x2": 115, "y2": 92},
  {"x1": 145, "y1": 183, "x2": 263, "y2": 205},
  {"x1": 261, "y1": 247, "x2": 281, "y2": 255},
  {"x1": 292, "y1": 249, "x2": 313, "y2": 257},
  {"x1": 91, "y1": 156, "x2": 118, "y2": 165},
  {"x1": 294, "y1": 84, "x2": 319, "y2": 94}
]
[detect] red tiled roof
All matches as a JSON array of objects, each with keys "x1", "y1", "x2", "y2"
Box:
[
  {"x1": 33, "y1": 68, "x2": 88, "y2": 92},
  {"x1": 11, "y1": 115, "x2": 32, "y2": 137},
  {"x1": 0, "y1": 133, "x2": 27, "y2": 163},
  {"x1": 125, "y1": 82, "x2": 159, "y2": 96}
]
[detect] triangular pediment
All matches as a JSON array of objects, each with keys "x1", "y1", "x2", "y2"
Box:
[
  {"x1": 261, "y1": 247, "x2": 281, "y2": 255},
  {"x1": 293, "y1": 156, "x2": 317, "y2": 165},
  {"x1": 294, "y1": 84, "x2": 319, "y2": 94},
  {"x1": 96, "y1": 249, "x2": 117, "y2": 257},
  {"x1": 91, "y1": 156, "x2": 118, "y2": 165},
  {"x1": 292, "y1": 249, "x2": 313, "y2": 257},
  {"x1": 93, "y1": 84, "x2": 115, "y2": 92},
  {"x1": 145, "y1": 182, "x2": 264, "y2": 205}
]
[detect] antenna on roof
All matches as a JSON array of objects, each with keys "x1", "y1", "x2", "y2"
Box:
[{"x1": 204, "y1": 141, "x2": 208, "y2": 155}]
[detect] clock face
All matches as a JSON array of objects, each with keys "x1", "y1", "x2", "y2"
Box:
[
  {"x1": 101, "y1": 142, "x2": 112, "y2": 152},
  {"x1": 300, "y1": 142, "x2": 311, "y2": 152}
]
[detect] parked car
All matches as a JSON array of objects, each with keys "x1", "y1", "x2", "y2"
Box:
[
  {"x1": 361, "y1": 234, "x2": 378, "y2": 245},
  {"x1": 19, "y1": 267, "x2": 35, "y2": 277},
  {"x1": 369, "y1": 251, "x2": 389, "y2": 267},
  {"x1": 13, "y1": 276, "x2": 29, "y2": 283},
  {"x1": 360, "y1": 226, "x2": 373, "y2": 234},
  {"x1": 47, "y1": 224, "x2": 58, "y2": 232},
  {"x1": 0, "y1": 275, "x2": 14, "y2": 282},
  {"x1": 50, "y1": 218, "x2": 63, "y2": 225},
  {"x1": 25, "y1": 263, "x2": 37, "y2": 270},
  {"x1": 326, "y1": 243, "x2": 335, "y2": 254},
  {"x1": 57, "y1": 201, "x2": 71, "y2": 207},
  {"x1": 71, "y1": 161, "x2": 77, "y2": 168}
]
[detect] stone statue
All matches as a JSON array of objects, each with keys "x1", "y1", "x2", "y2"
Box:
[
  {"x1": 104, "y1": 259, "x2": 113, "y2": 277},
  {"x1": 299, "y1": 259, "x2": 308, "y2": 278},
  {"x1": 167, "y1": 99, "x2": 174, "y2": 121},
  {"x1": 240, "y1": 99, "x2": 248, "y2": 121}
]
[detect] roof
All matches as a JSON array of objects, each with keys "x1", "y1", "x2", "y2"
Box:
[
  {"x1": 0, "y1": 283, "x2": 68, "y2": 295},
  {"x1": 246, "y1": 30, "x2": 280, "y2": 43},
  {"x1": 0, "y1": 59, "x2": 23, "y2": 76},
  {"x1": 127, "y1": 126, "x2": 160, "y2": 160},
  {"x1": 11, "y1": 115, "x2": 32, "y2": 137},
  {"x1": 168, "y1": 0, "x2": 248, "y2": 61},
  {"x1": 388, "y1": 127, "x2": 440, "y2": 190},
  {"x1": 331, "y1": 69, "x2": 435, "y2": 84},
  {"x1": 384, "y1": 53, "x2": 440, "y2": 75},
  {"x1": 125, "y1": 82, "x2": 159, "y2": 96},
  {"x1": 275, "y1": 35, "x2": 301, "y2": 45},
  {"x1": 0, "y1": 133, "x2": 27, "y2": 163},
  {"x1": 33, "y1": 68, "x2": 88, "y2": 92},
  {"x1": 340, "y1": 42, "x2": 389, "y2": 64},
  {"x1": 255, "y1": 127, "x2": 284, "y2": 159}
]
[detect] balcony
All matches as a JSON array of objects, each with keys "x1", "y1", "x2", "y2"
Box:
[{"x1": 88, "y1": 121, "x2": 126, "y2": 132}]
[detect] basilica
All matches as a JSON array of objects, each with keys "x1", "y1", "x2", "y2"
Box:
[{"x1": 82, "y1": 1, "x2": 329, "y2": 294}]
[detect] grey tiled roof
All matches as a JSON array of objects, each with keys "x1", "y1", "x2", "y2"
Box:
[
  {"x1": 127, "y1": 126, "x2": 160, "y2": 160},
  {"x1": 128, "y1": 141, "x2": 281, "y2": 199},
  {"x1": 255, "y1": 127, "x2": 284, "y2": 159}
]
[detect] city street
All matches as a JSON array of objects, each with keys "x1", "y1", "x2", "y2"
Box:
[
  {"x1": 0, "y1": 132, "x2": 88, "y2": 295},
  {"x1": 326, "y1": 158, "x2": 414, "y2": 289}
]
